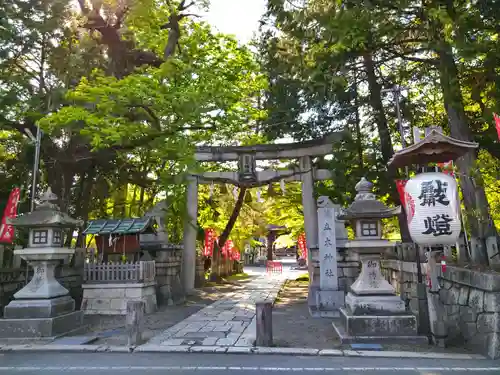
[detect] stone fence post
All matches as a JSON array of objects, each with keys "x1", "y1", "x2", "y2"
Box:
[
  {"x1": 255, "y1": 301, "x2": 273, "y2": 346},
  {"x1": 126, "y1": 300, "x2": 145, "y2": 347}
]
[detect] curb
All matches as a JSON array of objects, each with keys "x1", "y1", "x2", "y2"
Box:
[
  {"x1": 0, "y1": 343, "x2": 486, "y2": 360},
  {"x1": 0, "y1": 344, "x2": 131, "y2": 353},
  {"x1": 134, "y1": 345, "x2": 486, "y2": 360}
]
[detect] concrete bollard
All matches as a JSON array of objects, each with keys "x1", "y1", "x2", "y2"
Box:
[
  {"x1": 255, "y1": 301, "x2": 273, "y2": 347},
  {"x1": 126, "y1": 300, "x2": 145, "y2": 347}
]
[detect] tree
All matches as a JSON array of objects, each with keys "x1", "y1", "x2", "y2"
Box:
[
  {"x1": 257, "y1": 0, "x2": 411, "y2": 239},
  {"x1": 1, "y1": 0, "x2": 266, "y2": 231},
  {"x1": 256, "y1": 0, "x2": 500, "y2": 264}
]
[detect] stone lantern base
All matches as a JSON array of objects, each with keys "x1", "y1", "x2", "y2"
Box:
[
  {"x1": 332, "y1": 249, "x2": 427, "y2": 344},
  {"x1": 333, "y1": 308, "x2": 426, "y2": 344},
  {"x1": 0, "y1": 307, "x2": 84, "y2": 339},
  {"x1": 0, "y1": 248, "x2": 85, "y2": 339},
  {"x1": 4, "y1": 295, "x2": 76, "y2": 319}
]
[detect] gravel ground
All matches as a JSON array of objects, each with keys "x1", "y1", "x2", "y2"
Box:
[
  {"x1": 272, "y1": 279, "x2": 475, "y2": 354},
  {"x1": 272, "y1": 280, "x2": 341, "y2": 349}
]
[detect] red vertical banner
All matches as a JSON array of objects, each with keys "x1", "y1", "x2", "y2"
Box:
[
  {"x1": 203, "y1": 228, "x2": 215, "y2": 256},
  {"x1": 395, "y1": 180, "x2": 407, "y2": 207},
  {"x1": 231, "y1": 247, "x2": 240, "y2": 261},
  {"x1": 494, "y1": 113, "x2": 500, "y2": 141},
  {"x1": 0, "y1": 187, "x2": 21, "y2": 244},
  {"x1": 297, "y1": 233, "x2": 306, "y2": 258},
  {"x1": 222, "y1": 240, "x2": 233, "y2": 258}
]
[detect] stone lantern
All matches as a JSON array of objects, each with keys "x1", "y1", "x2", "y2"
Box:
[
  {"x1": 0, "y1": 187, "x2": 84, "y2": 338},
  {"x1": 332, "y1": 178, "x2": 424, "y2": 343}
]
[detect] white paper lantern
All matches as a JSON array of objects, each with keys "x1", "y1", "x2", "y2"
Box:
[{"x1": 404, "y1": 172, "x2": 461, "y2": 245}]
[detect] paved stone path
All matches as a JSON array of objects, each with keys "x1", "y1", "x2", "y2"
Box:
[{"x1": 144, "y1": 274, "x2": 286, "y2": 348}]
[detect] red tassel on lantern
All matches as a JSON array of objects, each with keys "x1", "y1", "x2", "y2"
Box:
[{"x1": 441, "y1": 256, "x2": 447, "y2": 273}]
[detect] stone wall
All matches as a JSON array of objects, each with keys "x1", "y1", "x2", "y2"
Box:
[
  {"x1": 155, "y1": 249, "x2": 183, "y2": 304},
  {"x1": 381, "y1": 259, "x2": 427, "y2": 319},
  {"x1": 195, "y1": 256, "x2": 205, "y2": 288},
  {"x1": 0, "y1": 268, "x2": 26, "y2": 316},
  {"x1": 81, "y1": 282, "x2": 157, "y2": 315},
  {"x1": 437, "y1": 266, "x2": 500, "y2": 359},
  {"x1": 381, "y1": 259, "x2": 500, "y2": 359},
  {"x1": 55, "y1": 266, "x2": 85, "y2": 309},
  {"x1": 337, "y1": 249, "x2": 360, "y2": 292},
  {"x1": 309, "y1": 248, "x2": 360, "y2": 292}
]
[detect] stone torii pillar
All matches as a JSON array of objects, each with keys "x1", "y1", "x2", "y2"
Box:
[
  {"x1": 182, "y1": 176, "x2": 198, "y2": 294},
  {"x1": 300, "y1": 156, "x2": 318, "y2": 272},
  {"x1": 178, "y1": 133, "x2": 344, "y2": 293}
]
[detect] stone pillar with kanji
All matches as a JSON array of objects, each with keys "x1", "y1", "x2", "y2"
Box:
[{"x1": 309, "y1": 196, "x2": 345, "y2": 317}]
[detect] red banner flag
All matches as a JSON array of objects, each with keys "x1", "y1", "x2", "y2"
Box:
[
  {"x1": 0, "y1": 187, "x2": 21, "y2": 244},
  {"x1": 494, "y1": 113, "x2": 500, "y2": 141},
  {"x1": 222, "y1": 240, "x2": 233, "y2": 258},
  {"x1": 231, "y1": 247, "x2": 241, "y2": 261},
  {"x1": 297, "y1": 233, "x2": 307, "y2": 258},
  {"x1": 395, "y1": 180, "x2": 407, "y2": 207},
  {"x1": 203, "y1": 228, "x2": 216, "y2": 257}
]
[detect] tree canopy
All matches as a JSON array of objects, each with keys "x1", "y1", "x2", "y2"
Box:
[
  {"x1": 255, "y1": 0, "x2": 500, "y2": 263},
  {"x1": 0, "y1": 0, "x2": 498, "y2": 266}
]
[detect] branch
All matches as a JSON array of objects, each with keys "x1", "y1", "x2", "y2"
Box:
[
  {"x1": 0, "y1": 116, "x2": 37, "y2": 137},
  {"x1": 115, "y1": 6, "x2": 130, "y2": 29},
  {"x1": 161, "y1": 1, "x2": 199, "y2": 59},
  {"x1": 9, "y1": 60, "x2": 41, "y2": 84},
  {"x1": 103, "y1": 130, "x2": 189, "y2": 153},
  {"x1": 179, "y1": 1, "x2": 195, "y2": 11},
  {"x1": 385, "y1": 48, "x2": 439, "y2": 65},
  {"x1": 127, "y1": 169, "x2": 158, "y2": 188},
  {"x1": 127, "y1": 104, "x2": 161, "y2": 130},
  {"x1": 285, "y1": 0, "x2": 306, "y2": 11},
  {"x1": 376, "y1": 38, "x2": 428, "y2": 51},
  {"x1": 59, "y1": 123, "x2": 214, "y2": 163}
]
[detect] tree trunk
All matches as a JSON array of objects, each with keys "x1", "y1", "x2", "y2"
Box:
[
  {"x1": 363, "y1": 53, "x2": 394, "y2": 163},
  {"x1": 218, "y1": 187, "x2": 247, "y2": 249},
  {"x1": 112, "y1": 183, "x2": 128, "y2": 218},
  {"x1": 353, "y1": 67, "x2": 364, "y2": 172},
  {"x1": 435, "y1": 40, "x2": 497, "y2": 264},
  {"x1": 363, "y1": 52, "x2": 412, "y2": 242},
  {"x1": 44, "y1": 156, "x2": 77, "y2": 247},
  {"x1": 75, "y1": 166, "x2": 96, "y2": 247},
  {"x1": 130, "y1": 186, "x2": 138, "y2": 217},
  {"x1": 44, "y1": 156, "x2": 76, "y2": 213}
]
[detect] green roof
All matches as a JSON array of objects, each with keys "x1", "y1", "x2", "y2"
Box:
[{"x1": 83, "y1": 218, "x2": 153, "y2": 235}]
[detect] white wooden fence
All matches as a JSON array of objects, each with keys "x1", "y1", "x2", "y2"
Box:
[{"x1": 84, "y1": 261, "x2": 156, "y2": 283}]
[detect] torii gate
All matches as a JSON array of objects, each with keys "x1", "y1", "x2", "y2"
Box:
[{"x1": 182, "y1": 133, "x2": 342, "y2": 293}]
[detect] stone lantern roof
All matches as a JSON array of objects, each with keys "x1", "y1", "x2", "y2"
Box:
[
  {"x1": 337, "y1": 178, "x2": 401, "y2": 220},
  {"x1": 7, "y1": 187, "x2": 83, "y2": 228},
  {"x1": 387, "y1": 130, "x2": 478, "y2": 168}
]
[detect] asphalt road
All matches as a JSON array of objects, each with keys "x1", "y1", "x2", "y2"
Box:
[{"x1": 1, "y1": 352, "x2": 499, "y2": 374}]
